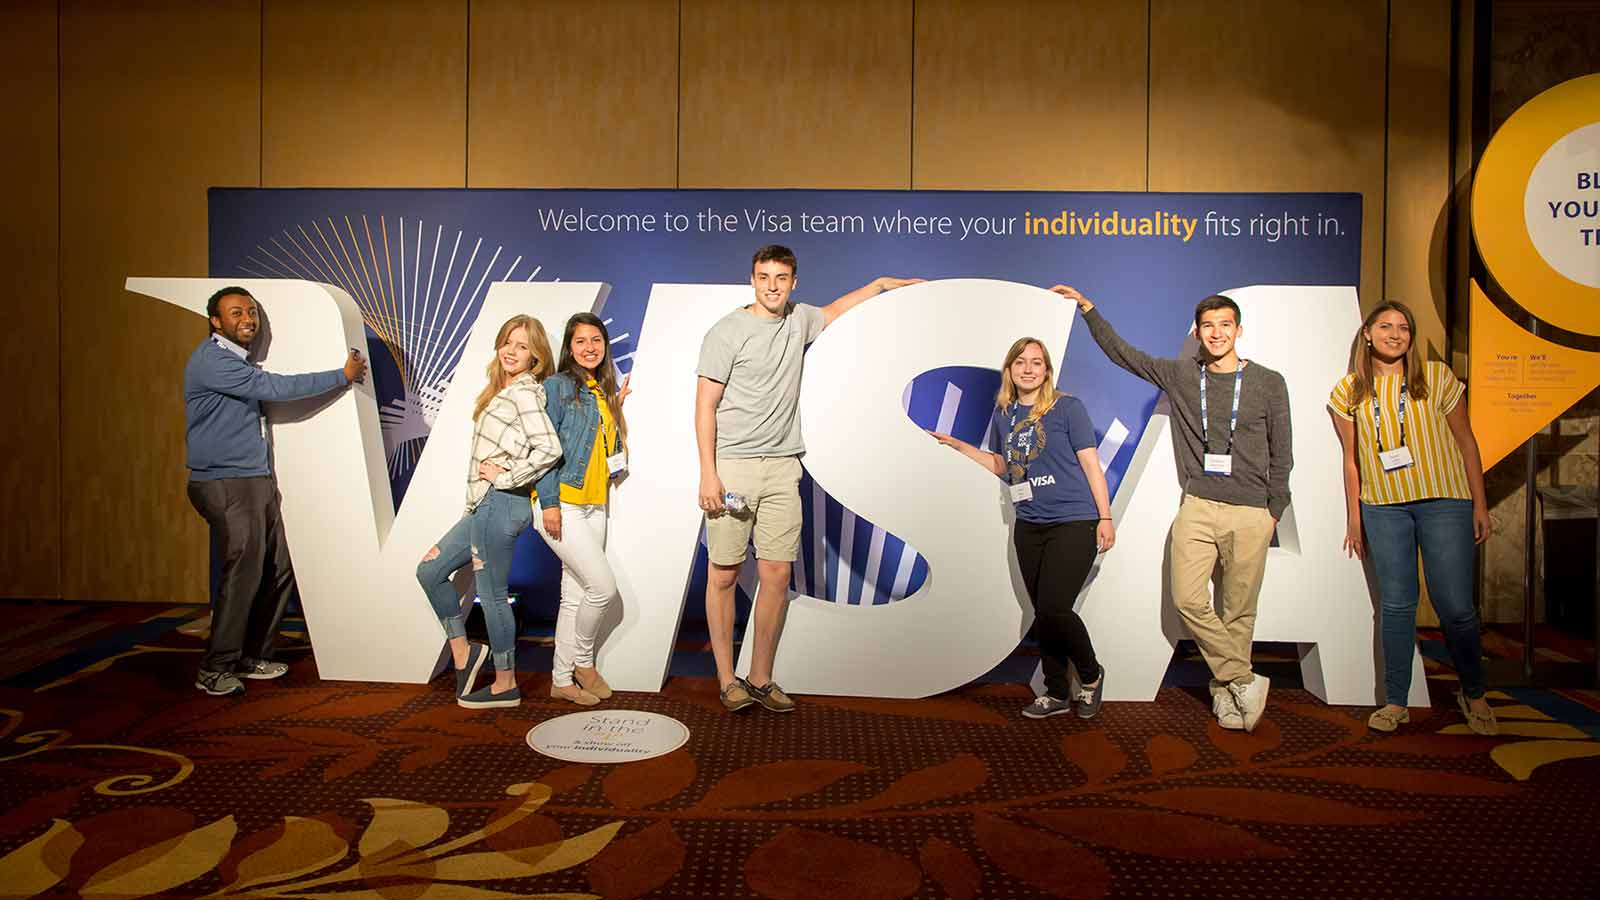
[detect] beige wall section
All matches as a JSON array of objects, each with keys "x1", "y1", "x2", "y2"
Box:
[
  {"x1": 59, "y1": 0, "x2": 261, "y2": 602},
  {"x1": 1385, "y1": 0, "x2": 1454, "y2": 356},
  {"x1": 469, "y1": 0, "x2": 678, "y2": 188},
  {"x1": 1149, "y1": 0, "x2": 1388, "y2": 310},
  {"x1": 263, "y1": 0, "x2": 466, "y2": 187},
  {"x1": 912, "y1": 0, "x2": 1147, "y2": 190},
  {"x1": 679, "y1": 0, "x2": 913, "y2": 188},
  {"x1": 0, "y1": 1, "x2": 62, "y2": 598}
]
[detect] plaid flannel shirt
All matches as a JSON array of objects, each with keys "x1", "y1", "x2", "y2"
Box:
[{"x1": 465, "y1": 373, "x2": 561, "y2": 512}]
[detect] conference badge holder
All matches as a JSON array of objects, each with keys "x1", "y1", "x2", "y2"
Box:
[
  {"x1": 1009, "y1": 481, "x2": 1034, "y2": 504},
  {"x1": 1203, "y1": 453, "x2": 1233, "y2": 476},
  {"x1": 1378, "y1": 446, "x2": 1414, "y2": 472}
]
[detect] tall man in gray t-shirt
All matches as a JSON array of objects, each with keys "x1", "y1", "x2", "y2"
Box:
[
  {"x1": 696, "y1": 244, "x2": 920, "y2": 712},
  {"x1": 1054, "y1": 284, "x2": 1292, "y2": 733}
]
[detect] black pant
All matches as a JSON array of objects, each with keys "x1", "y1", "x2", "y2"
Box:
[
  {"x1": 1013, "y1": 518, "x2": 1100, "y2": 699},
  {"x1": 186, "y1": 476, "x2": 297, "y2": 673}
]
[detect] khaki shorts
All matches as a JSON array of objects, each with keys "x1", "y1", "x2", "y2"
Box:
[{"x1": 705, "y1": 455, "x2": 803, "y2": 566}]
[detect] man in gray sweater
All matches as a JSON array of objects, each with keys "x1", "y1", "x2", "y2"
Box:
[
  {"x1": 184, "y1": 286, "x2": 366, "y2": 697},
  {"x1": 1052, "y1": 284, "x2": 1292, "y2": 732}
]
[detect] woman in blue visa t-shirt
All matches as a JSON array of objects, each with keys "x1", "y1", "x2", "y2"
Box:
[{"x1": 929, "y1": 336, "x2": 1115, "y2": 720}]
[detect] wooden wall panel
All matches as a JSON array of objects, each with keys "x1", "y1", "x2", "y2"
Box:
[
  {"x1": 0, "y1": 1, "x2": 62, "y2": 598},
  {"x1": 263, "y1": 0, "x2": 466, "y2": 187},
  {"x1": 1386, "y1": 0, "x2": 1454, "y2": 356},
  {"x1": 913, "y1": 0, "x2": 1147, "y2": 190},
  {"x1": 59, "y1": 0, "x2": 261, "y2": 602},
  {"x1": 1150, "y1": 0, "x2": 1389, "y2": 310},
  {"x1": 469, "y1": 0, "x2": 678, "y2": 188},
  {"x1": 679, "y1": 0, "x2": 913, "y2": 188}
]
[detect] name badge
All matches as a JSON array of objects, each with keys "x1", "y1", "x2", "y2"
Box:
[
  {"x1": 606, "y1": 451, "x2": 628, "y2": 476},
  {"x1": 1203, "y1": 453, "x2": 1233, "y2": 476},
  {"x1": 1009, "y1": 482, "x2": 1034, "y2": 504},
  {"x1": 1378, "y1": 446, "x2": 1414, "y2": 471}
]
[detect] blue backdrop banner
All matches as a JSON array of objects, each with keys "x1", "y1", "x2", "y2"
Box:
[{"x1": 210, "y1": 188, "x2": 1361, "y2": 616}]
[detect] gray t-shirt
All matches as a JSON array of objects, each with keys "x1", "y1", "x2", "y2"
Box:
[{"x1": 697, "y1": 302, "x2": 826, "y2": 458}]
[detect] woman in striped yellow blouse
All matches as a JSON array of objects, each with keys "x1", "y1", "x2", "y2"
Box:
[{"x1": 1329, "y1": 301, "x2": 1497, "y2": 736}]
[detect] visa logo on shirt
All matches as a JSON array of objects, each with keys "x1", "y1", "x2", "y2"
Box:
[{"x1": 1030, "y1": 474, "x2": 1056, "y2": 488}]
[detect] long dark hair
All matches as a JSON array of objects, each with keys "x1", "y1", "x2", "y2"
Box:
[
  {"x1": 556, "y1": 312, "x2": 628, "y2": 445},
  {"x1": 1348, "y1": 301, "x2": 1428, "y2": 405}
]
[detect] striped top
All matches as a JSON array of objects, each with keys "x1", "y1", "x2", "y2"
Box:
[{"x1": 1327, "y1": 360, "x2": 1471, "y2": 505}]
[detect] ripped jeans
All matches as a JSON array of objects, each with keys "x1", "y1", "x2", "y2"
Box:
[{"x1": 416, "y1": 488, "x2": 533, "y2": 671}]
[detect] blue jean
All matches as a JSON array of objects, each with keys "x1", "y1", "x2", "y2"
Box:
[
  {"x1": 416, "y1": 489, "x2": 532, "y2": 671},
  {"x1": 1360, "y1": 498, "x2": 1485, "y2": 703}
]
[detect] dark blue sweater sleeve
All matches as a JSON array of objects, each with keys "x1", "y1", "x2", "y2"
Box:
[{"x1": 198, "y1": 352, "x2": 347, "y2": 402}]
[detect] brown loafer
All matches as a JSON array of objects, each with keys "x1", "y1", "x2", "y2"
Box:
[
  {"x1": 720, "y1": 680, "x2": 756, "y2": 711},
  {"x1": 742, "y1": 678, "x2": 796, "y2": 713},
  {"x1": 574, "y1": 666, "x2": 612, "y2": 699},
  {"x1": 551, "y1": 683, "x2": 600, "y2": 706}
]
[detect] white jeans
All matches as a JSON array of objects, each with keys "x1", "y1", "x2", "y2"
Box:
[{"x1": 535, "y1": 501, "x2": 617, "y2": 686}]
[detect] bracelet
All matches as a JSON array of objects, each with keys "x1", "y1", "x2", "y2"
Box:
[{"x1": 1098, "y1": 517, "x2": 1112, "y2": 521}]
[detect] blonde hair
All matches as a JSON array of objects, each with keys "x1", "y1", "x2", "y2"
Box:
[
  {"x1": 472, "y1": 315, "x2": 554, "y2": 421},
  {"x1": 1348, "y1": 301, "x2": 1428, "y2": 405},
  {"x1": 995, "y1": 337, "x2": 1060, "y2": 423}
]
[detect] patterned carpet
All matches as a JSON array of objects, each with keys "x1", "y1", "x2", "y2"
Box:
[{"x1": 2, "y1": 600, "x2": 1599, "y2": 899}]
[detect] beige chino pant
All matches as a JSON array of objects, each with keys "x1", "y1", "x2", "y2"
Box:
[{"x1": 1169, "y1": 494, "x2": 1276, "y2": 687}]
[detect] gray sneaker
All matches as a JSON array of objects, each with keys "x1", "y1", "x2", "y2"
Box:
[
  {"x1": 195, "y1": 669, "x2": 246, "y2": 697},
  {"x1": 1213, "y1": 690, "x2": 1244, "y2": 730},
  {"x1": 238, "y1": 658, "x2": 290, "y2": 680},
  {"x1": 1227, "y1": 674, "x2": 1270, "y2": 733},
  {"x1": 1021, "y1": 694, "x2": 1073, "y2": 719},
  {"x1": 1073, "y1": 669, "x2": 1105, "y2": 719}
]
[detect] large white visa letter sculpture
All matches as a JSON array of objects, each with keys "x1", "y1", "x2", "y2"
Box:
[
  {"x1": 130, "y1": 276, "x2": 1401, "y2": 704},
  {"x1": 127, "y1": 277, "x2": 603, "y2": 682},
  {"x1": 1076, "y1": 285, "x2": 1427, "y2": 707},
  {"x1": 608, "y1": 279, "x2": 1074, "y2": 697}
]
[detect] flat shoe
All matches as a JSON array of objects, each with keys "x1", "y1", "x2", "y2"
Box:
[
  {"x1": 1367, "y1": 705, "x2": 1410, "y2": 732},
  {"x1": 1456, "y1": 691, "x2": 1498, "y2": 736},
  {"x1": 574, "y1": 667, "x2": 612, "y2": 699},
  {"x1": 551, "y1": 683, "x2": 600, "y2": 706},
  {"x1": 459, "y1": 683, "x2": 521, "y2": 709}
]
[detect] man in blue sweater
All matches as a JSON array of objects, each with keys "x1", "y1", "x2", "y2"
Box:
[{"x1": 184, "y1": 286, "x2": 366, "y2": 697}]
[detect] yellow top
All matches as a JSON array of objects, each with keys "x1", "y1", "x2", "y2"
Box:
[
  {"x1": 560, "y1": 379, "x2": 616, "y2": 506},
  {"x1": 1328, "y1": 360, "x2": 1471, "y2": 505}
]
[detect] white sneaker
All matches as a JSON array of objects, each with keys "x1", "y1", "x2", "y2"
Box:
[
  {"x1": 1227, "y1": 674, "x2": 1270, "y2": 733},
  {"x1": 1212, "y1": 690, "x2": 1244, "y2": 730}
]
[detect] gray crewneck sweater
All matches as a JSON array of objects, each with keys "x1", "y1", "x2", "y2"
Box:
[{"x1": 1083, "y1": 307, "x2": 1293, "y2": 519}]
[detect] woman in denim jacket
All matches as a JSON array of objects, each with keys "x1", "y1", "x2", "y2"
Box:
[
  {"x1": 417, "y1": 314, "x2": 560, "y2": 710},
  {"x1": 535, "y1": 312, "x2": 631, "y2": 705}
]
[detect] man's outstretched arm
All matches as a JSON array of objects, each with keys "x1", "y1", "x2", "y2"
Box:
[
  {"x1": 820, "y1": 276, "x2": 924, "y2": 329},
  {"x1": 1050, "y1": 284, "x2": 1174, "y2": 390}
]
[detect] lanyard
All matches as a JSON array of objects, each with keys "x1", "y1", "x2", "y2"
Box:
[
  {"x1": 1199, "y1": 361, "x2": 1245, "y2": 454},
  {"x1": 1371, "y1": 380, "x2": 1406, "y2": 452},
  {"x1": 1003, "y1": 405, "x2": 1035, "y2": 485}
]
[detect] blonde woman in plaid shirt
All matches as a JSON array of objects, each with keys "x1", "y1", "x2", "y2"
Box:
[{"x1": 417, "y1": 315, "x2": 561, "y2": 709}]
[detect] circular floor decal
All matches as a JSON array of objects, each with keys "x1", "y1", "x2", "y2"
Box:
[{"x1": 526, "y1": 710, "x2": 689, "y2": 763}]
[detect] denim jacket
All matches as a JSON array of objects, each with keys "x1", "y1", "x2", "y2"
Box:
[{"x1": 534, "y1": 371, "x2": 606, "y2": 509}]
